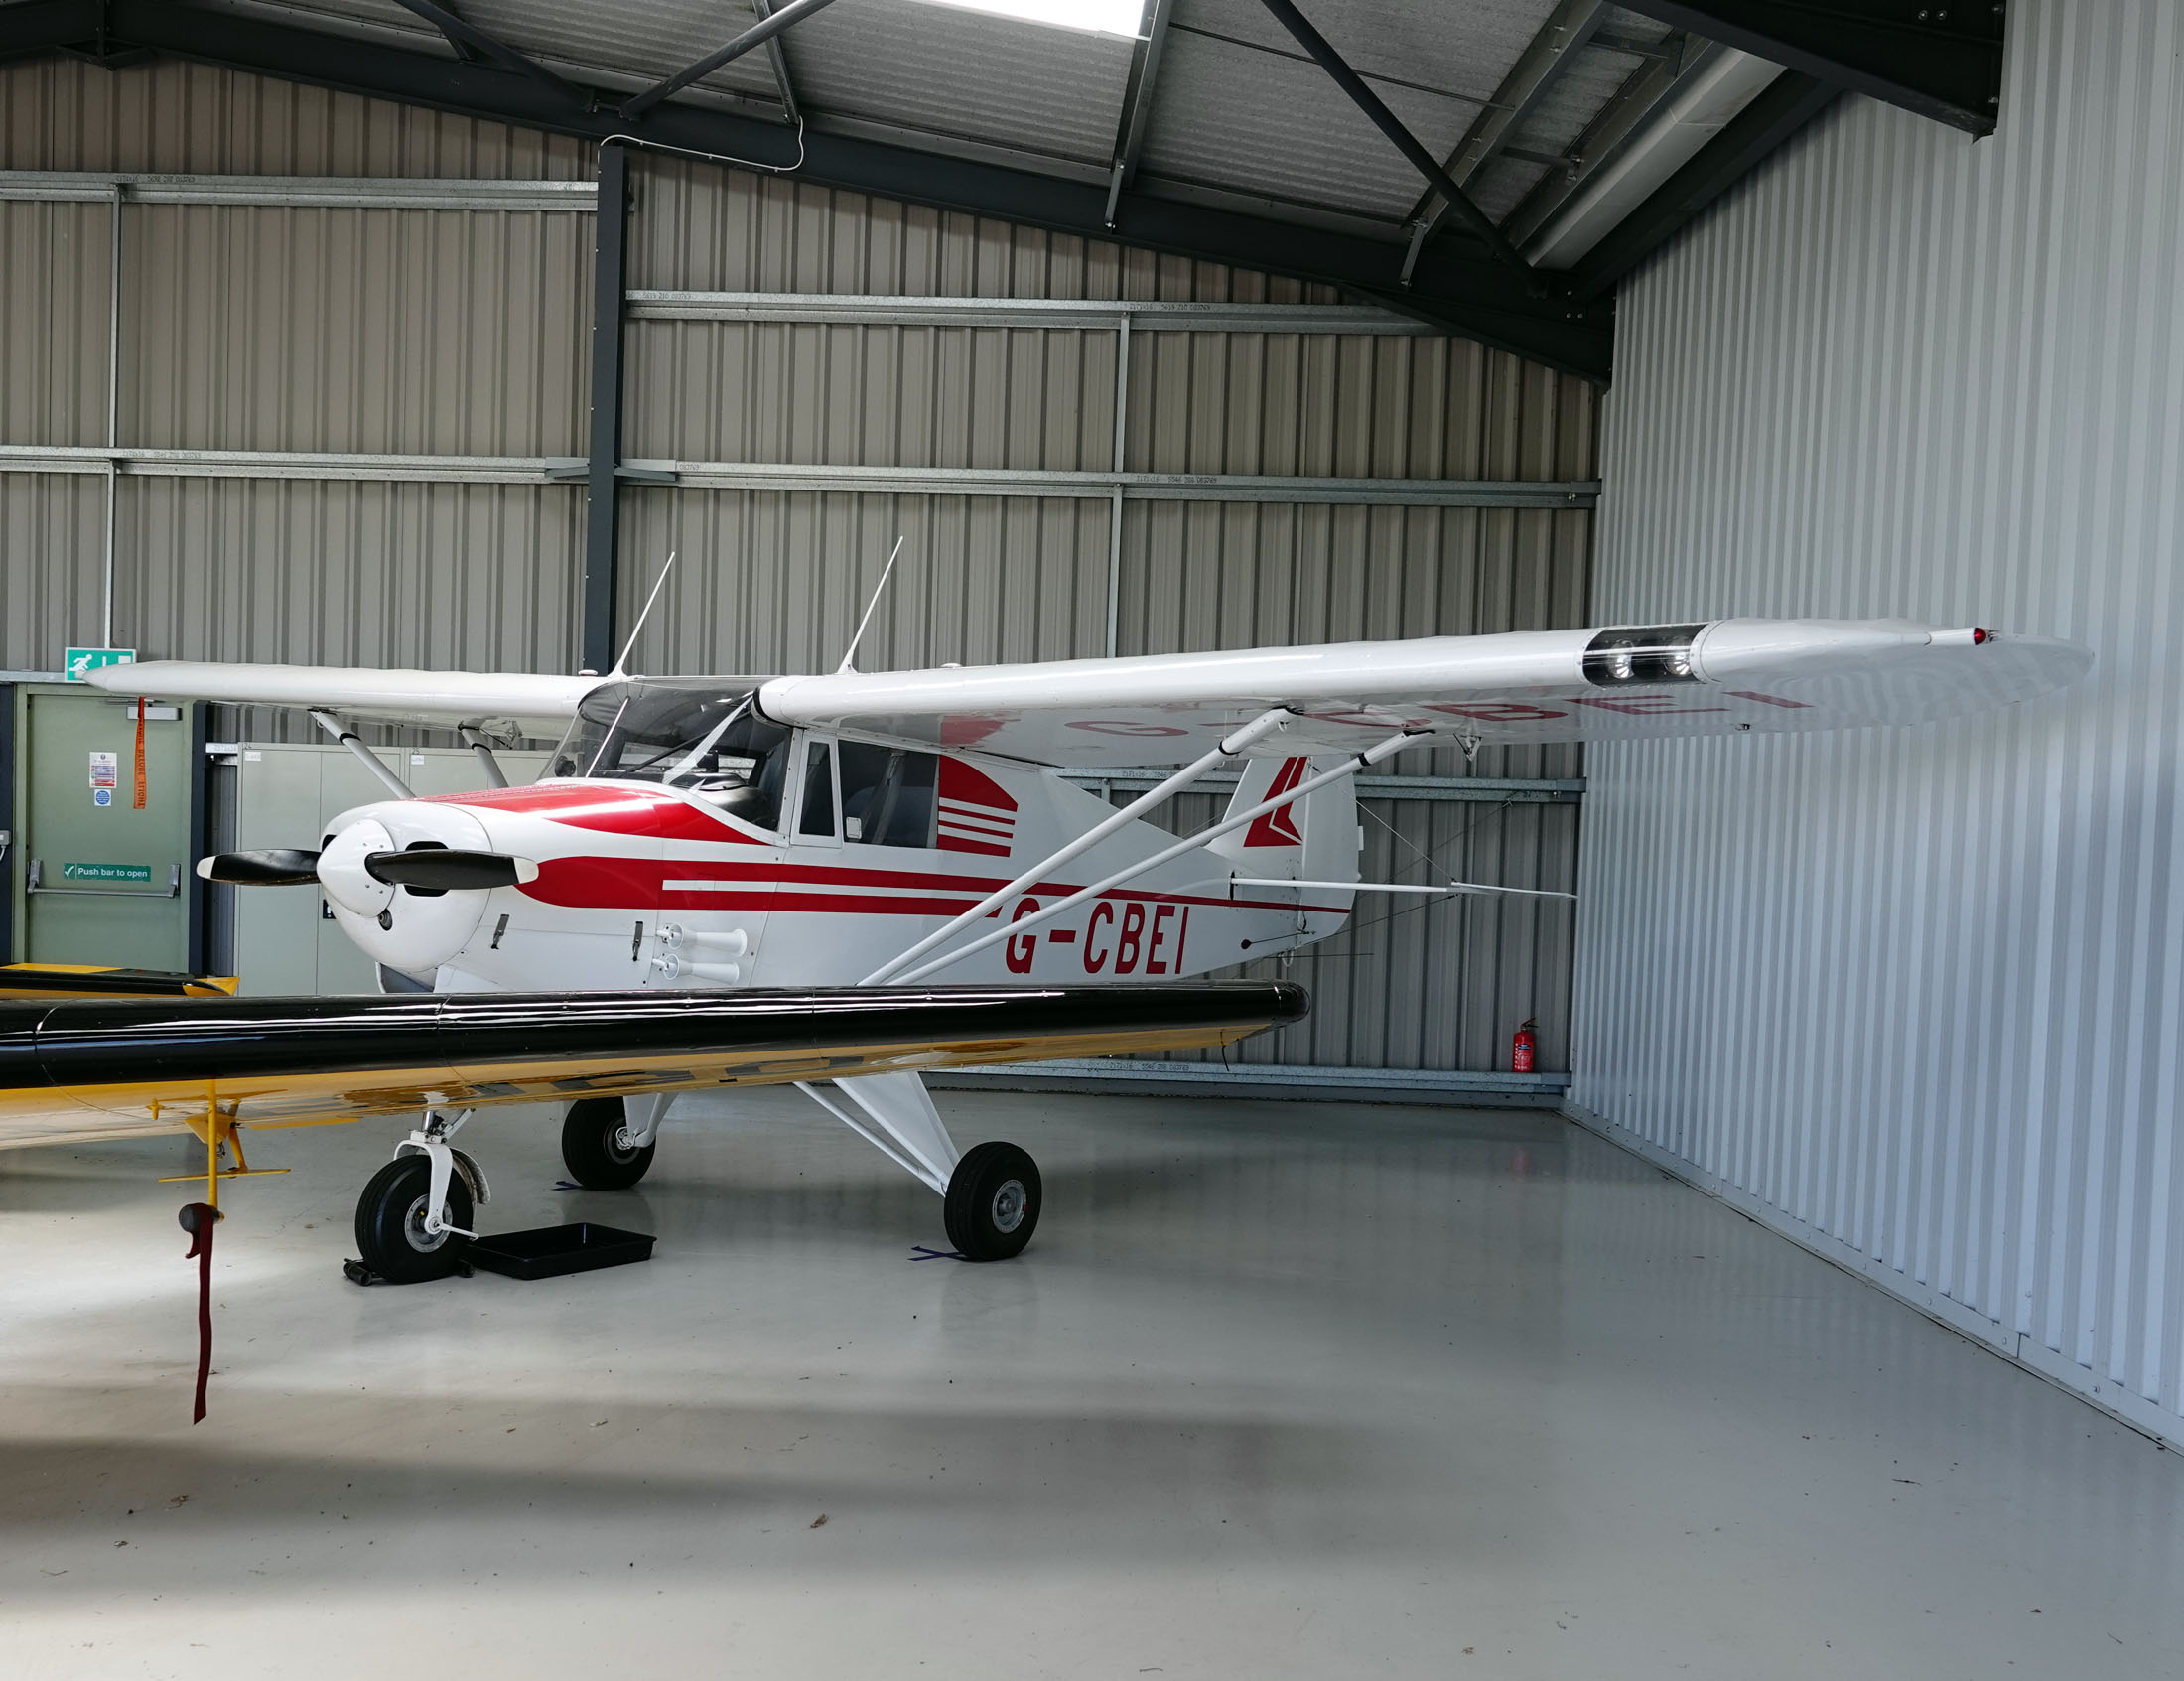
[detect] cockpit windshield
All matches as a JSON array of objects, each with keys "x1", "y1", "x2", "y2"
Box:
[{"x1": 546, "y1": 679, "x2": 789, "y2": 829}]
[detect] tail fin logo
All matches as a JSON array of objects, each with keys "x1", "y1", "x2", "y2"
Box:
[{"x1": 1243, "y1": 758, "x2": 1311, "y2": 847}]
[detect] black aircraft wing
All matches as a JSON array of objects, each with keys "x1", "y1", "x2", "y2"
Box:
[{"x1": 0, "y1": 982, "x2": 1308, "y2": 1150}]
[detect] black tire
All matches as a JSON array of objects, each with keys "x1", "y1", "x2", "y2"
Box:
[
  {"x1": 353, "y1": 1154, "x2": 474, "y2": 1285},
  {"x1": 561, "y1": 1096, "x2": 655, "y2": 1191},
  {"x1": 943, "y1": 1141, "x2": 1042, "y2": 1261}
]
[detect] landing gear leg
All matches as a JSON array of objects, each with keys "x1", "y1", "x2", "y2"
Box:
[{"x1": 353, "y1": 1109, "x2": 485, "y2": 1284}]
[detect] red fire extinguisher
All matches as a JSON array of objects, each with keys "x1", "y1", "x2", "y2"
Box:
[{"x1": 1512, "y1": 1019, "x2": 1538, "y2": 1074}]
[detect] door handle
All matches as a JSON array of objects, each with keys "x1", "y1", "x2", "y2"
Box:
[{"x1": 26, "y1": 859, "x2": 182, "y2": 899}]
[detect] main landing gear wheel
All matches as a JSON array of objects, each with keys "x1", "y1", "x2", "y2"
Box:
[
  {"x1": 561, "y1": 1096, "x2": 655, "y2": 1191},
  {"x1": 943, "y1": 1141, "x2": 1042, "y2": 1262},
  {"x1": 353, "y1": 1154, "x2": 474, "y2": 1285}
]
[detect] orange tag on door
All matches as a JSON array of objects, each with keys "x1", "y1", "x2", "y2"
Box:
[{"x1": 133, "y1": 699, "x2": 148, "y2": 809}]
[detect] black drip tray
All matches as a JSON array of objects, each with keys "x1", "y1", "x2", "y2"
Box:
[{"x1": 466, "y1": 1222, "x2": 655, "y2": 1281}]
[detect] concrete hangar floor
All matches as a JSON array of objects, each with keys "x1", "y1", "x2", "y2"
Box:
[{"x1": 2, "y1": 1088, "x2": 2179, "y2": 1678}]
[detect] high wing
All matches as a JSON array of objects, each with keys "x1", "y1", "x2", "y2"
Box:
[
  {"x1": 86, "y1": 620, "x2": 2091, "y2": 769},
  {"x1": 82, "y1": 660, "x2": 608, "y2": 739},
  {"x1": 0, "y1": 981, "x2": 1305, "y2": 1151},
  {"x1": 758, "y1": 620, "x2": 2092, "y2": 767}
]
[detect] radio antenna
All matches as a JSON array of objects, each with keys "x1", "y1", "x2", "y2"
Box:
[
  {"x1": 611, "y1": 550, "x2": 678, "y2": 677},
  {"x1": 836, "y1": 535, "x2": 905, "y2": 674}
]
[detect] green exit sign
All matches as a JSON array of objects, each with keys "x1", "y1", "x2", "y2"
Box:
[
  {"x1": 62, "y1": 862, "x2": 152, "y2": 883},
  {"x1": 64, "y1": 647, "x2": 136, "y2": 682}
]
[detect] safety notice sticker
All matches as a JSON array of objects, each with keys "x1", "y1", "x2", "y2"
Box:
[
  {"x1": 88, "y1": 751, "x2": 117, "y2": 789},
  {"x1": 62, "y1": 862, "x2": 150, "y2": 883}
]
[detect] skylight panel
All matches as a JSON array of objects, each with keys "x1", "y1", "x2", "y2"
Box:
[{"x1": 911, "y1": 0, "x2": 1147, "y2": 39}]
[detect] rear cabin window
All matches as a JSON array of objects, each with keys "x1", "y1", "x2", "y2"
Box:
[{"x1": 839, "y1": 743, "x2": 938, "y2": 848}]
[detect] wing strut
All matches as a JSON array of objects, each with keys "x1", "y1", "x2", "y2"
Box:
[
  {"x1": 310, "y1": 709, "x2": 414, "y2": 799},
  {"x1": 457, "y1": 726, "x2": 510, "y2": 789},
  {"x1": 891, "y1": 729, "x2": 1424, "y2": 984},
  {"x1": 862, "y1": 708, "x2": 1294, "y2": 983}
]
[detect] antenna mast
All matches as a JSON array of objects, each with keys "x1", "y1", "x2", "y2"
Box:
[
  {"x1": 836, "y1": 536, "x2": 906, "y2": 674},
  {"x1": 611, "y1": 551, "x2": 679, "y2": 677}
]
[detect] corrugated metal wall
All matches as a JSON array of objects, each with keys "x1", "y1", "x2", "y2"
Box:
[
  {"x1": 1574, "y1": 0, "x2": 2184, "y2": 1436},
  {"x1": 0, "y1": 59, "x2": 1595, "y2": 1077},
  {"x1": 126, "y1": 204, "x2": 590, "y2": 455},
  {"x1": 0, "y1": 61, "x2": 591, "y2": 684}
]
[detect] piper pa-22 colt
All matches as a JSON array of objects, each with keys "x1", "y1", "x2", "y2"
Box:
[{"x1": 1, "y1": 614, "x2": 2084, "y2": 1281}]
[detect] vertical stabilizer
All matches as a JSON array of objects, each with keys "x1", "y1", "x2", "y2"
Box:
[{"x1": 1208, "y1": 755, "x2": 1358, "y2": 946}]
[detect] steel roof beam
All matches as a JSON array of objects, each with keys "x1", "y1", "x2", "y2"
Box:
[
  {"x1": 1614, "y1": 1, "x2": 2004, "y2": 135},
  {"x1": 751, "y1": 0, "x2": 803, "y2": 127},
  {"x1": 0, "y1": 0, "x2": 1611, "y2": 379},
  {"x1": 1253, "y1": 0, "x2": 1535, "y2": 285},
  {"x1": 417, "y1": 0, "x2": 488, "y2": 67},
  {"x1": 383, "y1": 0, "x2": 591, "y2": 111},
  {"x1": 0, "y1": 0, "x2": 141, "y2": 65},
  {"x1": 618, "y1": 0, "x2": 840, "y2": 121},
  {"x1": 1400, "y1": 0, "x2": 1611, "y2": 285},
  {"x1": 1101, "y1": 0, "x2": 1173, "y2": 228}
]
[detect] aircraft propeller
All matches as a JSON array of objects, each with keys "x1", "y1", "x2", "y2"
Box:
[
  {"x1": 196, "y1": 849, "x2": 322, "y2": 886},
  {"x1": 197, "y1": 848, "x2": 538, "y2": 890},
  {"x1": 363, "y1": 850, "x2": 539, "y2": 891}
]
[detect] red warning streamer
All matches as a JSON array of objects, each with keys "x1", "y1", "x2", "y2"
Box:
[
  {"x1": 178, "y1": 1203, "x2": 219, "y2": 1423},
  {"x1": 132, "y1": 698, "x2": 148, "y2": 810}
]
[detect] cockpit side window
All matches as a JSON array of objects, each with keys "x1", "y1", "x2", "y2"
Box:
[
  {"x1": 547, "y1": 681, "x2": 789, "y2": 830},
  {"x1": 838, "y1": 742, "x2": 938, "y2": 848}
]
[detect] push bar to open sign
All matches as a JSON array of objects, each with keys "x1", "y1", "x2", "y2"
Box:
[{"x1": 27, "y1": 860, "x2": 181, "y2": 898}]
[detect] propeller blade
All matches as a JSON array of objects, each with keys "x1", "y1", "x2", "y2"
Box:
[
  {"x1": 363, "y1": 850, "x2": 539, "y2": 891},
  {"x1": 196, "y1": 849, "x2": 323, "y2": 886}
]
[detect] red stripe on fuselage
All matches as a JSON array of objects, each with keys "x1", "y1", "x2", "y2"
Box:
[{"x1": 521, "y1": 855, "x2": 1349, "y2": 915}]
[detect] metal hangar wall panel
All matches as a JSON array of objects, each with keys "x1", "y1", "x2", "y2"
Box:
[{"x1": 1575, "y1": 0, "x2": 2184, "y2": 1438}]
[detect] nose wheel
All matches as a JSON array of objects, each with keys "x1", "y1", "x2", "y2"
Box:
[
  {"x1": 354, "y1": 1154, "x2": 475, "y2": 1284},
  {"x1": 943, "y1": 1141, "x2": 1042, "y2": 1261},
  {"x1": 561, "y1": 1096, "x2": 656, "y2": 1191}
]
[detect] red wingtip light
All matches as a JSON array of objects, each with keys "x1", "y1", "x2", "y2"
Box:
[{"x1": 1972, "y1": 627, "x2": 1991, "y2": 645}]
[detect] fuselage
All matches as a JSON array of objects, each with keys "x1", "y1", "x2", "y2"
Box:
[{"x1": 317, "y1": 692, "x2": 1353, "y2": 995}]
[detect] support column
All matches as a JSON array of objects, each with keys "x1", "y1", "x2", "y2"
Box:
[{"x1": 582, "y1": 142, "x2": 631, "y2": 676}]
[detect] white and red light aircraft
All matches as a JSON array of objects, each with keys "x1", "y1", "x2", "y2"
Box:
[{"x1": 56, "y1": 614, "x2": 2084, "y2": 1278}]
